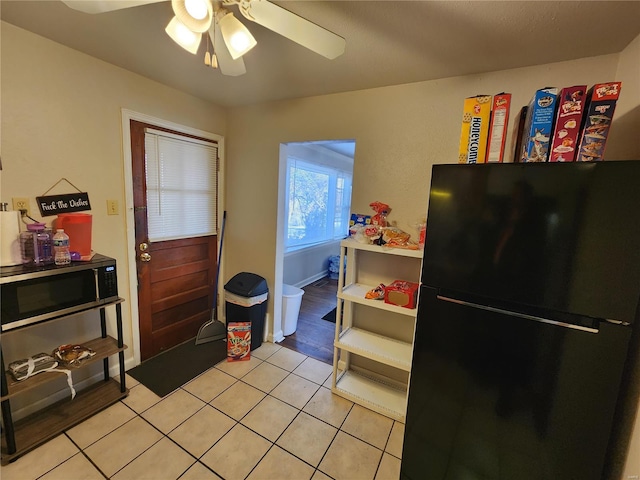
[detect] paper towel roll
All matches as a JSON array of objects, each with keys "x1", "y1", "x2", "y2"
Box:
[{"x1": 1, "y1": 211, "x2": 23, "y2": 266}]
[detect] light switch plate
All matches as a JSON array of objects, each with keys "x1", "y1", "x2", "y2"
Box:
[{"x1": 107, "y1": 200, "x2": 119, "y2": 215}]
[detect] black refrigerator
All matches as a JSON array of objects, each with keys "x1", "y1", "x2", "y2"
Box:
[{"x1": 401, "y1": 161, "x2": 640, "y2": 480}]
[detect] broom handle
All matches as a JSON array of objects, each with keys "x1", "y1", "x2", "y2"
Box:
[{"x1": 213, "y1": 211, "x2": 227, "y2": 320}]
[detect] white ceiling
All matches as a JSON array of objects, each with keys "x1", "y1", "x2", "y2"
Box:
[{"x1": 2, "y1": 1, "x2": 640, "y2": 108}]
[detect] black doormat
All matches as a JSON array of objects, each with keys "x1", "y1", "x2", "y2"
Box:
[
  {"x1": 127, "y1": 337, "x2": 227, "y2": 397},
  {"x1": 322, "y1": 308, "x2": 337, "y2": 323}
]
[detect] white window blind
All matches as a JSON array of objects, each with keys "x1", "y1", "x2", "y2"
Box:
[{"x1": 144, "y1": 129, "x2": 218, "y2": 242}]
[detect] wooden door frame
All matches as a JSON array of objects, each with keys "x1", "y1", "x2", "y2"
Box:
[{"x1": 121, "y1": 109, "x2": 225, "y2": 367}]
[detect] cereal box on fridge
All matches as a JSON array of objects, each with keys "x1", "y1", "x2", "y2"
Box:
[
  {"x1": 485, "y1": 93, "x2": 512, "y2": 163},
  {"x1": 227, "y1": 322, "x2": 251, "y2": 361},
  {"x1": 576, "y1": 82, "x2": 622, "y2": 162},
  {"x1": 458, "y1": 95, "x2": 492, "y2": 164},
  {"x1": 548, "y1": 85, "x2": 587, "y2": 162},
  {"x1": 519, "y1": 87, "x2": 559, "y2": 162}
]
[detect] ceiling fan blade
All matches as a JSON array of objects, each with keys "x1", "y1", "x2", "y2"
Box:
[
  {"x1": 238, "y1": 0, "x2": 345, "y2": 60},
  {"x1": 61, "y1": 0, "x2": 164, "y2": 14},
  {"x1": 210, "y1": 25, "x2": 246, "y2": 76}
]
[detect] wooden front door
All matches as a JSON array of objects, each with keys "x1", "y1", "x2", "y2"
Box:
[{"x1": 130, "y1": 120, "x2": 218, "y2": 361}]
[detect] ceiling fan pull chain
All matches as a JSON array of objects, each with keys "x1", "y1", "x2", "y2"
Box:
[
  {"x1": 211, "y1": 17, "x2": 219, "y2": 69},
  {"x1": 204, "y1": 35, "x2": 212, "y2": 66}
]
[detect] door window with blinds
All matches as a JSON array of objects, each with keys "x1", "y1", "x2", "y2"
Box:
[{"x1": 144, "y1": 129, "x2": 218, "y2": 242}]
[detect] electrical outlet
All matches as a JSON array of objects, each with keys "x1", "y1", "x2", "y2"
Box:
[
  {"x1": 107, "y1": 199, "x2": 119, "y2": 215},
  {"x1": 12, "y1": 197, "x2": 30, "y2": 216}
]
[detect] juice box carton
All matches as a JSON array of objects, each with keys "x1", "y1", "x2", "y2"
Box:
[
  {"x1": 519, "y1": 87, "x2": 559, "y2": 162},
  {"x1": 576, "y1": 82, "x2": 622, "y2": 162},
  {"x1": 227, "y1": 322, "x2": 251, "y2": 361},
  {"x1": 485, "y1": 93, "x2": 512, "y2": 163},
  {"x1": 548, "y1": 85, "x2": 587, "y2": 162},
  {"x1": 458, "y1": 95, "x2": 492, "y2": 164}
]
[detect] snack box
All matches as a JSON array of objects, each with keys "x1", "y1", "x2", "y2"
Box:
[
  {"x1": 575, "y1": 82, "x2": 622, "y2": 162},
  {"x1": 349, "y1": 213, "x2": 371, "y2": 236},
  {"x1": 227, "y1": 322, "x2": 251, "y2": 362},
  {"x1": 384, "y1": 280, "x2": 419, "y2": 309},
  {"x1": 458, "y1": 95, "x2": 492, "y2": 164},
  {"x1": 485, "y1": 93, "x2": 512, "y2": 163},
  {"x1": 548, "y1": 85, "x2": 587, "y2": 162},
  {"x1": 519, "y1": 87, "x2": 559, "y2": 162}
]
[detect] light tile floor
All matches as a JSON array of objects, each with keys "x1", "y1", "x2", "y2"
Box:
[{"x1": 1, "y1": 343, "x2": 404, "y2": 480}]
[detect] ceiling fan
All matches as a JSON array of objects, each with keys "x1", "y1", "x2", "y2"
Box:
[{"x1": 61, "y1": 0, "x2": 346, "y2": 77}]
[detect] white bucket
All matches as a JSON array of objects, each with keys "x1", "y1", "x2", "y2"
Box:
[{"x1": 282, "y1": 284, "x2": 304, "y2": 336}]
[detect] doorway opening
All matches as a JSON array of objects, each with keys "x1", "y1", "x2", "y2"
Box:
[{"x1": 276, "y1": 139, "x2": 355, "y2": 364}]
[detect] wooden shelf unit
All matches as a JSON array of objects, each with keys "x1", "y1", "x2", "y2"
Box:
[{"x1": 1, "y1": 298, "x2": 128, "y2": 465}]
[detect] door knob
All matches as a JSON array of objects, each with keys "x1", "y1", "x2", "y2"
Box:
[
  {"x1": 139, "y1": 242, "x2": 149, "y2": 251},
  {"x1": 140, "y1": 252, "x2": 151, "y2": 262}
]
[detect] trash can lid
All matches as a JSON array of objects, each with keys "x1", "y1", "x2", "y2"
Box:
[{"x1": 225, "y1": 272, "x2": 269, "y2": 297}]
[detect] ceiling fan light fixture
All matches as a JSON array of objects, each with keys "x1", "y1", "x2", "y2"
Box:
[
  {"x1": 165, "y1": 16, "x2": 202, "y2": 54},
  {"x1": 185, "y1": 0, "x2": 208, "y2": 19},
  {"x1": 171, "y1": 0, "x2": 213, "y2": 33},
  {"x1": 216, "y1": 10, "x2": 257, "y2": 60}
]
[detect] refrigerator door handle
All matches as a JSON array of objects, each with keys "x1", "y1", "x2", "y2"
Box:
[{"x1": 437, "y1": 295, "x2": 599, "y2": 334}]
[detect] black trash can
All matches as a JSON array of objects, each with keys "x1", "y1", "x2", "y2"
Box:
[{"x1": 224, "y1": 272, "x2": 269, "y2": 351}]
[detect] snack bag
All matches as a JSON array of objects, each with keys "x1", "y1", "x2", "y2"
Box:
[
  {"x1": 380, "y1": 227, "x2": 418, "y2": 249},
  {"x1": 369, "y1": 202, "x2": 391, "y2": 227},
  {"x1": 53, "y1": 344, "x2": 96, "y2": 367},
  {"x1": 365, "y1": 284, "x2": 386, "y2": 300},
  {"x1": 8, "y1": 353, "x2": 58, "y2": 381}
]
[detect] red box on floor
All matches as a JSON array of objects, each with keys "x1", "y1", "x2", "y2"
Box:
[
  {"x1": 227, "y1": 322, "x2": 251, "y2": 362},
  {"x1": 384, "y1": 280, "x2": 419, "y2": 309}
]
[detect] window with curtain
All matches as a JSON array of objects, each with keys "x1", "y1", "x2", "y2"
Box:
[
  {"x1": 285, "y1": 156, "x2": 352, "y2": 251},
  {"x1": 144, "y1": 129, "x2": 218, "y2": 242}
]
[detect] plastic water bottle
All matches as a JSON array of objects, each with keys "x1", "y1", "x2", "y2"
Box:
[{"x1": 53, "y1": 229, "x2": 71, "y2": 266}]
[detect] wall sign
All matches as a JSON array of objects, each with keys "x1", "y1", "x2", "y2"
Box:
[
  {"x1": 37, "y1": 193, "x2": 92, "y2": 216},
  {"x1": 37, "y1": 178, "x2": 91, "y2": 217}
]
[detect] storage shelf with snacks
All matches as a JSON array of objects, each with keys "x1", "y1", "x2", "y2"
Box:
[
  {"x1": 1, "y1": 295, "x2": 128, "y2": 465},
  {"x1": 331, "y1": 238, "x2": 422, "y2": 422}
]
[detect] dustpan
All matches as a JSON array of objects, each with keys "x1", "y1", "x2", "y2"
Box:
[{"x1": 195, "y1": 211, "x2": 227, "y2": 344}]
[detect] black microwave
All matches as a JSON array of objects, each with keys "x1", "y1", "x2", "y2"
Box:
[{"x1": 0, "y1": 254, "x2": 118, "y2": 331}]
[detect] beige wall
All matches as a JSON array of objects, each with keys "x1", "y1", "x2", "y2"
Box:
[
  {"x1": 225, "y1": 52, "x2": 632, "y2": 314},
  {"x1": 226, "y1": 37, "x2": 639, "y2": 477},
  {"x1": 1, "y1": 22, "x2": 226, "y2": 375},
  {"x1": 608, "y1": 32, "x2": 640, "y2": 161},
  {"x1": 3, "y1": 19, "x2": 639, "y2": 476}
]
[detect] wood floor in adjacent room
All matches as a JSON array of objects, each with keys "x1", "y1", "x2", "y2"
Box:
[{"x1": 280, "y1": 277, "x2": 337, "y2": 365}]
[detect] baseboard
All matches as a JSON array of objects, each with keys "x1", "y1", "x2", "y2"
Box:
[{"x1": 296, "y1": 271, "x2": 329, "y2": 289}]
